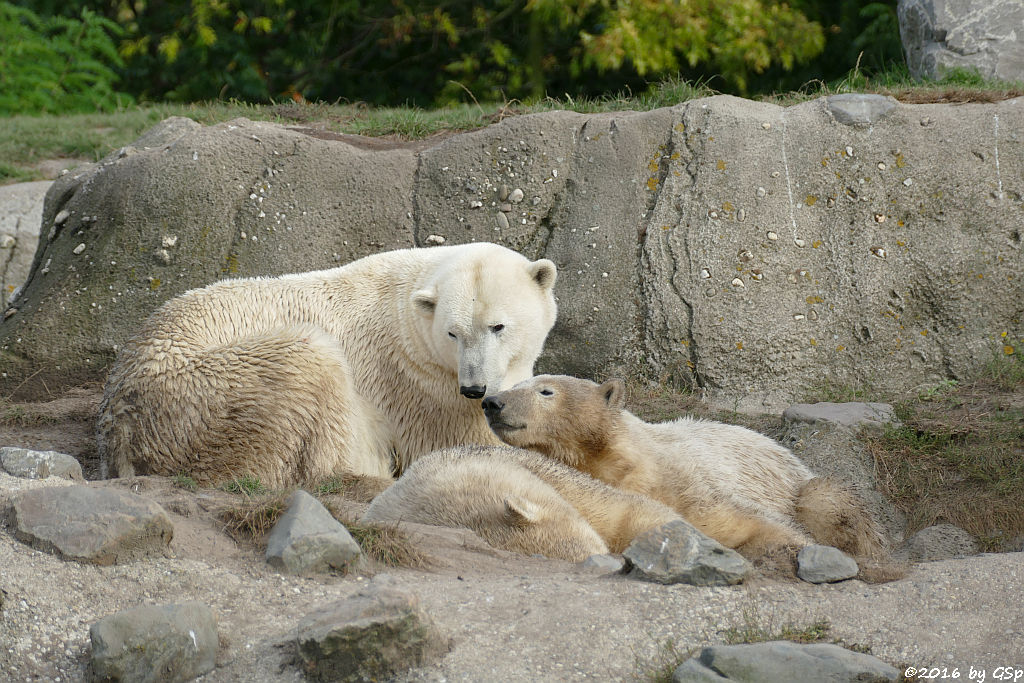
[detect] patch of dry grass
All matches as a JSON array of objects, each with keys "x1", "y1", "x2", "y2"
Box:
[{"x1": 868, "y1": 354, "x2": 1024, "y2": 551}]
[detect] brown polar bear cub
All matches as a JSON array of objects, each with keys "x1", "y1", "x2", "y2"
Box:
[
  {"x1": 361, "y1": 445, "x2": 681, "y2": 561},
  {"x1": 97, "y1": 243, "x2": 557, "y2": 488},
  {"x1": 483, "y1": 375, "x2": 885, "y2": 557}
]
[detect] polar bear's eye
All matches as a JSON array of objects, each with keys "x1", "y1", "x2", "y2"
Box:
[
  {"x1": 539, "y1": 388, "x2": 554, "y2": 397},
  {"x1": 448, "y1": 332, "x2": 457, "y2": 340},
  {"x1": 490, "y1": 324, "x2": 505, "y2": 333}
]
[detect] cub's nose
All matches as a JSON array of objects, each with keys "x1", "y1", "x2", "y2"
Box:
[
  {"x1": 460, "y1": 385, "x2": 486, "y2": 399},
  {"x1": 481, "y1": 396, "x2": 504, "y2": 415}
]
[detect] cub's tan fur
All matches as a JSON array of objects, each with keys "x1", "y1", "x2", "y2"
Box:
[
  {"x1": 484, "y1": 375, "x2": 886, "y2": 557},
  {"x1": 361, "y1": 445, "x2": 681, "y2": 561}
]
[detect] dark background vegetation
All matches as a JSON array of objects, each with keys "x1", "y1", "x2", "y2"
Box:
[{"x1": 1, "y1": 0, "x2": 901, "y2": 114}]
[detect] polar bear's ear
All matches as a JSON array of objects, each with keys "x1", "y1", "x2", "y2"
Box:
[
  {"x1": 503, "y1": 495, "x2": 539, "y2": 527},
  {"x1": 599, "y1": 379, "x2": 626, "y2": 411},
  {"x1": 411, "y1": 288, "x2": 438, "y2": 317},
  {"x1": 527, "y1": 258, "x2": 557, "y2": 291}
]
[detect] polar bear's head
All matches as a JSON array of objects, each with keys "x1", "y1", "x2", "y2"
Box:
[
  {"x1": 412, "y1": 245, "x2": 557, "y2": 399},
  {"x1": 481, "y1": 374, "x2": 626, "y2": 467}
]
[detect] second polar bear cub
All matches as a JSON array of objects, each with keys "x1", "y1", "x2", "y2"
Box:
[{"x1": 483, "y1": 375, "x2": 885, "y2": 557}]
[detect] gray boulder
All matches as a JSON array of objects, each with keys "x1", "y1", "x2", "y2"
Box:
[
  {"x1": 7, "y1": 485, "x2": 173, "y2": 564},
  {"x1": 0, "y1": 446, "x2": 84, "y2": 481},
  {"x1": 898, "y1": 0, "x2": 1024, "y2": 81},
  {"x1": 295, "y1": 578, "x2": 448, "y2": 682},
  {"x1": 796, "y1": 544, "x2": 859, "y2": 583},
  {"x1": 782, "y1": 402, "x2": 900, "y2": 432},
  {"x1": 89, "y1": 602, "x2": 218, "y2": 682},
  {"x1": 673, "y1": 640, "x2": 901, "y2": 682},
  {"x1": 265, "y1": 490, "x2": 361, "y2": 574},
  {"x1": 894, "y1": 523, "x2": 980, "y2": 562},
  {"x1": 4, "y1": 95, "x2": 1023, "y2": 412},
  {"x1": 623, "y1": 520, "x2": 752, "y2": 586},
  {"x1": 0, "y1": 180, "x2": 50, "y2": 309}
]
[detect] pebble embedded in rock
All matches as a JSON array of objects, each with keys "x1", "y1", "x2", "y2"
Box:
[
  {"x1": 496, "y1": 212, "x2": 509, "y2": 230},
  {"x1": 509, "y1": 188, "x2": 524, "y2": 203},
  {"x1": 72, "y1": 243, "x2": 86, "y2": 255}
]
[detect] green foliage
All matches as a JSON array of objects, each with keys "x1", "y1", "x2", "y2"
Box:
[
  {"x1": 220, "y1": 474, "x2": 267, "y2": 496},
  {"x1": 0, "y1": 2, "x2": 131, "y2": 114}
]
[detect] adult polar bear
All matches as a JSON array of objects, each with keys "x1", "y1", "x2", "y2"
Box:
[{"x1": 97, "y1": 243, "x2": 558, "y2": 488}]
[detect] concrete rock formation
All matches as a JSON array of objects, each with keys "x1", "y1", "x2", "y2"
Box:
[
  {"x1": 898, "y1": 0, "x2": 1024, "y2": 81},
  {"x1": 673, "y1": 640, "x2": 901, "y2": 682},
  {"x1": 3, "y1": 95, "x2": 1022, "y2": 410}
]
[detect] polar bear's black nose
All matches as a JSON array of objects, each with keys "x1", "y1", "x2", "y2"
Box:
[
  {"x1": 481, "y1": 396, "x2": 504, "y2": 415},
  {"x1": 460, "y1": 385, "x2": 487, "y2": 399}
]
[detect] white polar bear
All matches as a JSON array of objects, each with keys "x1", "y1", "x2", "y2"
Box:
[{"x1": 97, "y1": 243, "x2": 557, "y2": 488}]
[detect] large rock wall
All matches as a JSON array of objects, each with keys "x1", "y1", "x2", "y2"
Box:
[{"x1": 2, "y1": 95, "x2": 1022, "y2": 409}]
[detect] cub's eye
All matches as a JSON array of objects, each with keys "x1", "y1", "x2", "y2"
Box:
[
  {"x1": 490, "y1": 324, "x2": 505, "y2": 333},
  {"x1": 448, "y1": 332, "x2": 457, "y2": 340},
  {"x1": 539, "y1": 388, "x2": 554, "y2": 397}
]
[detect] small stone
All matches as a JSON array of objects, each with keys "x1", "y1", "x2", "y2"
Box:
[
  {"x1": 54, "y1": 209, "x2": 70, "y2": 225},
  {"x1": 871, "y1": 246, "x2": 887, "y2": 259},
  {"x1": 72, "y1": 243, "x2": 86, "y2": 255},
  {"x1": 496, "y1": 213, "x2": 509, "y2": 230},
  {"x1": 708, "y1": 210, "x2": 719, "y2": 219},
  {"x1": 877, "y1": 162, "x2": 886, "y2": 170},
  {"x1": 794, "y1": 314, "x2": 805, "y2": 321},
  {"x1": 750, "y1": 269, "x2": 763, "y2": 280},
  {"x1": 874, "y1": 213, "x2": 886, "y2": 223},
  {"x1": 498, "y1": 185, "x2": 509, "y2": 201},
  {"x1": 90, "y1": 602, "x2": 218, "y2": 683},
  {"x1": 738, "y1": 249, "x2": 753, "y2": 262},
  {"x1": 532, "y1": 196, "x2": 541, "y2": 205},
  {"x1": 699, "y1": 268, "x2": 711, "y2": 279},
  {"x1": 425, "y1": 234, "x2": 446, "y2": 245},
  {"x1": 624, "y1": 520, "x2": 752, "y2": 586},
  {"x1": 921, "y1": 116, "x2": 934, "y2": 126},
  {"x1": 767, "y1": 231, "x2": 778, "y2": 241},
  {"x1": 1, "y1": 447, "x2": 83, "y2": 481},
  {"x1": 265, "y1": 490, "x2": 361, "y2": 574},
  {"x1": 509, "y1": 188, "x2": 524, "y2": 203},
  {"x1": 761, "y1": 122, "x2": 771, "y2": 130},
  {"x1": 499, "y1": 203, "x2": 512, "y2": 212},
  {"x1": 161, "y1": 235, "x2": 178, "y2": 248},
  {"x1": 794, "y1": 238, "x2": 806, "y2": 248},
  {"x1": 903, "y1": 178, "x2": 913, "y2": 186},
  {"x1": 770, "y1": 171, "x2": 780, "y2": 178},
  {"x1": 796, "y1": 544, "x2": 859, "y2": 583},
  {"x1": 731, "y1": 278, "x2": 744, "y2": 288},
  {"x1": 756, "y1": 187, "x2": 767, "y2": 198},
  {"x1": 0, "y1": 235, "x2": 14, "y2": 249},
  {"x1": 469, "y1": 200, "x2": 483, "y2": 209},
  {"x1": 845, "y1": 145, "x2": 854, "y2": 157},
  {"x1": 154, "y1": 249, "x2": 172, "y2": 265},
  {"x1": 737, "y1": 208, "x2": 746, "y2": 222},
  {"x1": 582, "y1": 554, "x2": 625, "y2": 573}
]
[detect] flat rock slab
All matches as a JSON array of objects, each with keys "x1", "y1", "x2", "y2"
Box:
[
  {"x1": 796, "y1": 544, "x2": 859, "y2": 584},
  {"x1": 296, "y1": 578, "x2": 449, "y2": 682},
  {"x1": 265, "y1": 489, "x2": 361, "y2": 574},
  {"x1": 782, "y1": 402, "x2": 899, "y2": 431},
  {"x1": 89, "y1": 601, "x2": 217, "y2": 683},
  {"x1": 0, "y1": 446, "x2": 84, "y2": 481},
  {"x1": 623, "y1": 520, "x2": 752, "y2": 586},
  {"x1": 7, "y1": 485, "x2": 173, "y2": 565},
  {"x1": 673, "y1": 640, "x2": 901, "y2": 682}
]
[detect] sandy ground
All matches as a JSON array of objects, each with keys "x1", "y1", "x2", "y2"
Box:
[{"x1": 1, "y1": 388, "x2": 1022, "y2": 682}]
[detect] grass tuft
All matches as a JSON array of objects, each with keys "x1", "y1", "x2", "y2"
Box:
[
  {"x1": 171, "y1": 473, "x2": 198, "y2": 491},
  {"x1": 220, "y1": 475, "x2": 267, "y2": 496}
]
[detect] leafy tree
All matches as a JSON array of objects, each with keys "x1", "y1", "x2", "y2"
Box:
[{"x1": 0, "y1": 1, "x2": 131, "y2": 114}]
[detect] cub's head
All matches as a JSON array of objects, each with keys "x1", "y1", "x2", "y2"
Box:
[
  {"x1": 482, "y1": 374, "x2": 626, "y2": 467},
  {"x1": 412, "y1": 244, "x2": 556, "y2": 399}
]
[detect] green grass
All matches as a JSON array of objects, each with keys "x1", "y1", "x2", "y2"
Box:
[
  {"x1": 3, "y1": 68, "x2": 1021, "y2": 186},
  {"x1": 219, "y1": 474, "x2": 267, "y2": 496},
  {"x1": 172, "y1": 473, "x2": 198, "y2": 491}
]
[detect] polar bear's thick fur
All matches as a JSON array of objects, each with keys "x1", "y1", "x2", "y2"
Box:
[
  {"x1": 97, "y1": 243, "x2": 557, "y2": 488},
  {"x1": 361, "y1": 445, "x2": 681, "y2": 560},
  {"x1": 483, "y1": 375, "x2": 886, "y2": 557}
]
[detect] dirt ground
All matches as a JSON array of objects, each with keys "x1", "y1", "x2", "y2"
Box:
[{"x1": 1, "y1": 387, "x2": 1022, "y2": 682}]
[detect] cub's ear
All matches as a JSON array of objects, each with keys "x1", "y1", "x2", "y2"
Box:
[
  {"x1": 599, "y1": 378, "x2": 626, "y2": 410},
  {"x1": 411, "y1": 288, "x2": 437, "y2": 316},
  {"x1": 527, "y1": 258, "x2": 557, "y2": 291},
  {"x1": 503, "y1": 495, "x2": 539, "y2": 527}
]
